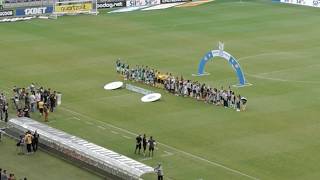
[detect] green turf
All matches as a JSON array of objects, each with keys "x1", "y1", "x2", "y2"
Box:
[
  {"x1": 0, "y1": 135, "x2": 102, "y2": 180},
  {"x1": 0, "y1": 0, "x2": 320, "y2": 179}
]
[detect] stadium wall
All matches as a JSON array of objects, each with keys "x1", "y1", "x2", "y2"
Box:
[
  {"x1": 279, "y1": 0, "x2": 320, "y2": 8},
  {"x1": 97, "y1": 0, "x2": 126, "y2": 9},
  {"x1": 1, "y1": 0, "x2": 54, "y2": 18}
]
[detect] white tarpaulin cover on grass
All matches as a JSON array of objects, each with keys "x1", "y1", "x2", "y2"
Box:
[
  {"x1": 108, "y1": 6, "x2": 149, "y2": 13},
  {"x1": 104, "y1": 81, "x2": 123, "y2": 90},
  {"x1": 142, "y1": 2, "x2": 185, "y2": 10},
  {"x1": 141, "y1": 93, "x2": 161, "y2": 102}
]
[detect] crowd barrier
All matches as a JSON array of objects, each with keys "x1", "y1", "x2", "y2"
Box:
[{"x1": 6, "y1": 118, "x2": 154, "y2": 180}]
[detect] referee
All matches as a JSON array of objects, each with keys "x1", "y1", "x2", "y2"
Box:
[
  {"x1": 142, "y1": 134, "x2": 147, "y2": 156},
  {"x1": 134, "y1": 134, "x2": 142, "y2": 154}
]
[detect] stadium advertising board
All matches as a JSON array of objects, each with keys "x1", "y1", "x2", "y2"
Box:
[
  {"x1": 55, "y1": 3, "x2": 93, "y2": 13},
  {"x1": 160, "y1": 0, "x2": 188, "y2": 3},
  {"x1": 15, "y1": 6, "x2": 53, "y2": 16},
  {"x1": 97, "y1": 0, "x2": 126, "y2": 9},
  {"x1": 280, "y1": 0, "x2": 320, "y2": 8},
  {"x1": 126, "y1": 0, "x2": 160, "y2": 7},
  {"x1": 0, "y1": 10, "x2": 14, "y2": 17}
]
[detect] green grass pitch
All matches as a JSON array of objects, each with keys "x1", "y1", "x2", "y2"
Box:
[{"x1": 1, "y1": 0, "x2": 320, "y2": 179}]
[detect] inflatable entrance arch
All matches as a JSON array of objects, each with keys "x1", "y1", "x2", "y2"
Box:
[{"x1": 195, "y1": 50, "x2": 250, "y2": 87}]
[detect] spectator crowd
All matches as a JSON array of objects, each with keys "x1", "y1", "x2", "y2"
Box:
[
  {"x1": 0, "y1": 168, "x2": 27, "y2": 180},
  {"x1": 116, "y1": 60, "x2": 247, "y2": 111},
  {"x1": 10, "y1": 83, "x2": 60, "y2": 122}
]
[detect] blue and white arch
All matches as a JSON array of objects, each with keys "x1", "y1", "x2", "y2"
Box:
[{"x1": 194, "y1": 50, "x2": 251, "y2": 87}]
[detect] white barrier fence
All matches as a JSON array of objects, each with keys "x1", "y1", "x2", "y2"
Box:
[
  {"x1": 7, "y1": 118, "x2": 154, "y2": 180},
  {"x1": 280, "y1": 0, "x2": 320, "y2": 8}
]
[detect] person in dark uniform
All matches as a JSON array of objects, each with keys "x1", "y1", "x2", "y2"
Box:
[
  {"x1": 4, "y1": 103, "x2": 8, "y2": 122},
  {"x1": 134, "y1": 134, "x2": 142, "y2": 154},
  {"x1": 236, "y1": 94, "x2": 241, "y2": 112},
  {"x1": 32, "y1": 130, "x2": 40, "y2": 152},
  {"x1": 49, "y1": 92, "x2": 56, "y2": 112},
  {"x1": 142, "y1": 134, "x2": 147, "y2": 156},
  {"x1": 148, "y1": 136, "x2": 156, "y2": 157},
  {"x1": 23, "y1": 106, "x2": 30, "y2": 118}
]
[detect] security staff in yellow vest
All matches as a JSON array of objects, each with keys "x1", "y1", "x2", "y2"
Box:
[{"x1": 24, "y1": 131, "x2": 33, "y2": 154}]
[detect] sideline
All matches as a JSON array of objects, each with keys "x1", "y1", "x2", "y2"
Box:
[{"x1": 60, "y1": 106, "x2": 259, "y2": 180}]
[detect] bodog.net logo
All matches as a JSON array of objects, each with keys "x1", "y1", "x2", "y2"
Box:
[{"x1": 313, "y1": 0, "x2": 319, "y2": 7}]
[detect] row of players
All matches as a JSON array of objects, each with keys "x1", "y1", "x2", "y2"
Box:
[{"x1": 116, "y1": 60, "x2": 247, "y2": 111}]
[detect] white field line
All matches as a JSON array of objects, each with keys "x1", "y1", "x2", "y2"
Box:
[
  {"x1": 97, "y1": 126, "x2": 106, "y2": 130},
  {"x1": 73, "y1": 117, "x2": 81, "y2": 120},
  {"x1": 66, "y1": 117, "x2": 81, "y2": 121},
  {"x1": 238, "y1": 52, "x2": 290, "y2": 62},
  {"x1": 238, "y1": 47, "x2": 320, "y2": 62},
  {"x1": 139, "y1": 157, "x2": 152, "y2": 161},
  {"x1": 158, "y1": 143, "x2": 258, "y2": 180},
  {"x1": 85, "y1": 121, "x2": 94, "y2": 125},
  {"x1": 248, "y1": 63, "x2": 320, "y2": 76},
  {"x1": 122, "y1": 135, "x2": 132, "y2": 139},
  {"x1": 60, "y1": 106, "x2": 259, "y2": 180},
  {"x1": 111, "y1": 131, "x2": 119, "y2": 134},
  {"x1": 161, "y1": 151, "x2": 174, "y2": 157},
  {"x1": 246, "y1": 73, "x2": 320, "y2": 84}
]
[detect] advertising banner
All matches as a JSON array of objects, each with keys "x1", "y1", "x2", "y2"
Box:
[
  {"x1": 15, "y1": 6, "x2": 53, "y2": 16},
  {"x1": 97, "y1": 0, "x2": 126, "y2": 8},
  {"x1": 160, "y1": 0, "x2": 188, "y2": 3},
  {"x1": 280, "y1": 0, "x2": 320, "y2": 8},
  {"x1": 126, "y1": 0, "x2": 160, "y2": 7},
  {"x1": 0, "y1": 10, "x2": 14, "y2": 17},
  {"x1": 54, "y1": 3, "x2": 92, "y2": 13}
]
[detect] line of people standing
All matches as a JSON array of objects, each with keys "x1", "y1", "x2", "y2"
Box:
[
  {"x1": 135, "y1": 134, "x2": 156, "y2": 157},
  {"x1": 116, "y1": 60, "x2": 247, "y2": 111}
]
